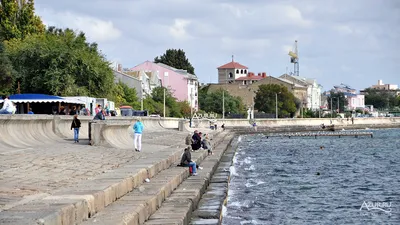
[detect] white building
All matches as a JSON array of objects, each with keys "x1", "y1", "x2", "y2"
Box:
[
  {"x1": 371, "y1": 80, "x2": 398, "y2": 90},
  {"x1": 279, "y1": 74, "x2": 322, "y2": 110}
]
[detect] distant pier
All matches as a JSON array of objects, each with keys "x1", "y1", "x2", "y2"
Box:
[{"x1": 265, "y1": 131, "x2": 374, "y2": 138}]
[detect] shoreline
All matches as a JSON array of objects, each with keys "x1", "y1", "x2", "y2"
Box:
[{"x1": 190, "y1": 126, "x2": 399, "y2": 224}]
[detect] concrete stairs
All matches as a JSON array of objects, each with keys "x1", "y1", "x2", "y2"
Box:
[
  {"x1": 143, "y1": 133, "x2": 235, "y2": 225},
  {"x1": 77, "y1": 131, "x2": 232, "y2": 225},
  {"x1": 79, "y1": 131, "x2": 232, "y2": 225},
  {"x1": 0, "y1": 131, "x2": 227, "y2": 225}
]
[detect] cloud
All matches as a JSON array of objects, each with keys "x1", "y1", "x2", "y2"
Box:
[
  {"x1": 38, "y1": 9, "x2": 121, "y2": 42},
  {"x1": 33, "y1": 0, "x2": 399, "y2": 90},
  {"x1": 169, "y1": 19, "x2": 192, "y2": 40}
]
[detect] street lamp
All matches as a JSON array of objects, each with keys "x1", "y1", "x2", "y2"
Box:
[
  {"x1": 163, "y1": 72, "x2": 169, "y2": 118},
  {"x1": 275, "y1": 92, "x2": 281, "y2": 119},
  {"x1": 330, "y1": 97, "x2": 337, "y2": 120},
  {"x1": 222, "y1": 70, "x2": 227, "y2": 120}
]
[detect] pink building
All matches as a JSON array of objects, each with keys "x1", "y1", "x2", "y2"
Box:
[
  {"x1": 332, "y1": 84, "x2": 365, "y2": 110},
  {"x1": 130, "y1": 61, "x2": 199, "y2": 111}
]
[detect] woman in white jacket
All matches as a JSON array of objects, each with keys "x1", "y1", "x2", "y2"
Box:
[{"x1": 0, "y1": 96, "x2": 13, "y2": 114}]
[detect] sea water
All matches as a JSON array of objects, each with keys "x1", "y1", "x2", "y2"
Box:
[{"x1": 222, "y1": 129, "x2": 400, "y2": 224}]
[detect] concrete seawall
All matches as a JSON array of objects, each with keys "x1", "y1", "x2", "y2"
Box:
[{"x1": 1, "y1": 115, "x2": 400, "y2": 150}]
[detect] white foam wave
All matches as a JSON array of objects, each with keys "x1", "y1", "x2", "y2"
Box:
[
  {"x1": 240, "y1": 219, "x2": 259, "y2": 224},
  {"x1": 229, "y1": 165, "x2": 238, "y2": 176},
  {"x1": 233, "y1": 153, "x2": 238, "y2": 164},
  {"x1": 221, "y1": 204, "x2": 227, "y2": 217},
  {"x1": 245, "y1": 179, "x2": 265, "y2": 187},
  {"x1": 243, "y1": 157, "x2": 252, "y2": 164},
  {"x1": 244, "y1": 164, "x2": 256, "y2": 171},
  {"x1": 238, "y1": 136, "x2": 242, "y2": 142}
]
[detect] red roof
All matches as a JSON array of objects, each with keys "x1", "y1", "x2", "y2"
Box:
[
  {"x1": 217, "y1": 61, "x2": 248, "y2": 69},
  {"x1": 236, "y1": 76, "x2": 264, "y2": 81}
]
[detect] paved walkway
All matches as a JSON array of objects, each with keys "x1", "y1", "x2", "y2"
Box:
[{"x1": 0, "y1": 130, "x2": 194, "y2": 211}]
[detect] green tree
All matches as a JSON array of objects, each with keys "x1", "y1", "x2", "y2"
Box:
[
  {"x1": 0, "y1": 0, "x2": 45, "y2": 40},
  {"x1": 4, "y1": 27, "x2": 114, "y2": 97},
  {"x1": 199, "y1": 88, "x2": 246, "y2": 116},
  {"x1": 254, "y1": 84, "x2": 297, "y2": 117},
  {"x1": 143, "y1": 97, "x2": 164, "y2": 115},
  {"x1": 150, "y1": 86, "x2": 182, "y2": 117},
  {"x1": 111, "y1": 82, "x2": 139, "y2": 108},
  {"x1": 154, "y1": 49, "x2": 195, "y2": 74},
  {"x1": 177, "y1": 101, "x2": 191, "y2": 118},
  {"x1": 364, "y1": 88, "x2": 398, "y2": 110},
  {"x1": 0, "y1": 41, "x2": 14, "y2": 95},
  {"x1": 327, "y1": 91, "x2": 348, "y2": 112}
]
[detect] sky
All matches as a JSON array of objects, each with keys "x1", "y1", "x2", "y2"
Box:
[{"x1": 34, "y1": 0, "x2": 400, "y2": 91}]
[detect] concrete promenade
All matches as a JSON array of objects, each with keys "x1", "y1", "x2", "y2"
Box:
[
  {"x1": 1, "y1": 115, "x2": 399, "y2": 224},
  {"x1": 0, "y1": 115, "x2": 232, "y2": 225}
]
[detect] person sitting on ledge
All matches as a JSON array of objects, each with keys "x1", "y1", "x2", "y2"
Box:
[
  {"x1": 0, "y1": 95, "x2": 13, "y2": 114},
  {"x1": 202, "y1": 133, "x2": 213, "y2": 155},
  {"x1": 191, "y1": 130, "x2": 202, "y2": 151},
  {"x1": 179, "y1": 147, "x2": 202, "y2": 175},
  {"x1": 93, "y1": 109, "x2": 106, "y2": 120}
]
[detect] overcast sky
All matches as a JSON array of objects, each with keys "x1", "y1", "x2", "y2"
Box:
[{"x1": 35, "y1": 0, "x2": 399, "y2": 91}]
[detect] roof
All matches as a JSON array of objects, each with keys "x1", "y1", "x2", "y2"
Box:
[
  {"x1": 0, "y1": 94, "x2": 85, "y2": 104},
  {"x1": 236, "y1": 76, "x2": 264, "y2": 81},
  {"x1": 217, "y1": 61, "x2": 248, "y2": 69},
  {"x1": 276, "y1": 77, "x2": 307, "y2": 88}
]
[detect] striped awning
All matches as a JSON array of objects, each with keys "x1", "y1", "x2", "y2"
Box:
[{"x1": 0, "y1": 94, "x2": 86, "y2": 104}]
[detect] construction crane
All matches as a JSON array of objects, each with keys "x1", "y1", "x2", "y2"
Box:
[{"x1": 288, "y1": 40, "x2": 299, "y2": 76}]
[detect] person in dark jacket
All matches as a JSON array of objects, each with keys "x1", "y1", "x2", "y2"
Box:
[
  {"x1": 71, "y1": 114, "x2": 81, "y2": 143},
  {"x1": 180, "y1": 147, "x2": 202, "y2": 175},
  {"x1": 69, "y1": 106, "x2": 77, "y2": 115},
  {"x1": 191, "y1": 130, "x2": 202, "y2": 151}
]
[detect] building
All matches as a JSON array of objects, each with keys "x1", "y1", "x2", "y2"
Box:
[
  {"x1": 217, "y1": 59, "x2": 248, "y2": 84},
  {"x1": 113, "y1": 70, "x2": 145, "y2": 99},
  {"x1": 130, "y1": 61, "x2": 199, "y2": 111},
  {"x1": 235, "y1": 72, "x2": 267, "y2": 85},
  {"x1": 360, "y1": 80, "x2": 400, "y2": 96},
  {"x1": 371, "y1": 80, "x2": 398, "y2": 90},
  {"x1": 279, "y1": 74, "x2": 322, "y2": 110},
  {"x1": 207, "y1": 75, "x2": 308, "y2": 112},
  {"x1": 123, "y1": 70, "x2": 161, "y2": 98},
  {"x1": 331, "y1": 84, "x2": 365, "y2": 110}
]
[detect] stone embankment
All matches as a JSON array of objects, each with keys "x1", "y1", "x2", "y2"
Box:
[{"x1": 1, "y1": 114, "x2": 399, "y2": 225}]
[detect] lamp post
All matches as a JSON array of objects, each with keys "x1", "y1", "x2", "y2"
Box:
[
  {"x1": 163, "y1": 72, "x2": 169, "y2": 118},
  {"x1": 223, "y1": 70, "x2": 227, "y2": 120},
  {"x1": 140, "y1": 82, "x2": 144, "y2": 111},
  {"x1": 275, "y1": 92, "x2": 281, "y2": 119},
  {"x1": 330, "y1": 97, "x2": 333, "y2": 120},
  {"x1": 141, "y1": 97, "x2": 143, "y2": 111},
  {"x1": 190, "y1": 89, "x2": 193, "y2": 119}
]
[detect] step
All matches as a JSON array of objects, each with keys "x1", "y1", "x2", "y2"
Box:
[
  {"x1": 143, "y1": 134, "x2": 235, "y2": 225},
  {"x1": 0, "y1": 132, "x2": 223, "y2": 225},
  {"x1": 80, "y1": 132, "x2": 230, "y2": 225}
]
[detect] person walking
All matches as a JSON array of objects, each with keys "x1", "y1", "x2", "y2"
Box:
[
  {"x1": 71, "y1": 114, "x2": 81, "y2": 143},
  {"x1": 0, "y1": 95, "x2": 13, "y2": 114},
  {"x1": 133, "y1": 118, "x2": 144, "y2": 152}
]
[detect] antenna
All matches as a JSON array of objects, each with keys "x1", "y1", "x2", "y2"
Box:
[{"x1": 232, "y1": 55, "x2": 234, "y2": 62}]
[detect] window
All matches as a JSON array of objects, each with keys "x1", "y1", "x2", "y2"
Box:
[
  {"x1": 244, "y1": 70, "x2": 247, "y2": 74},
  {"x1": 236, "y1": 69, "x2": 240, "y2": 74},
  {"x1": 229, "y1": 72, "x2": 233, "y2": 78}
]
